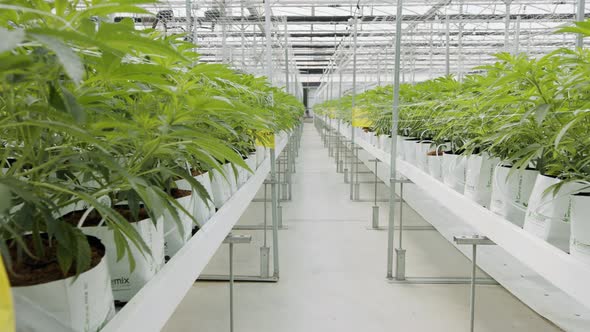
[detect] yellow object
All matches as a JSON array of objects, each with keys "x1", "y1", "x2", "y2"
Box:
[
  {"x1": 352, "y1": 107, "x2": 372, "y2": 128},
  {"x1": 0, "y1": 257, "x2": 15, "y2": 332},
  {"x1": 327, "y1": 108, "x2": 336, "y2": 119},
  {"x1": 256, "y1": 131, "x2": 275, "y2": 148}
]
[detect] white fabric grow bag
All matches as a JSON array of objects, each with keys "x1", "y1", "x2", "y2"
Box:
[
  {"x1": 571, "y1": 193, "x2": 590, "y2": 264},
  {"x1": 442, "y1": 153, "x2": 467, "y2": 193},
  {"x1": 489, "y1": 165, "x2": 538, "y2": 227},
  {"x1": 523, "y1": 175, "x2": 585, "y2": 251},
  {"x1": 464, "y1": 154, "x2": 500, "y2": 208},
  {"x1": 12, "y1": 238, "x2": 115, "y2": 332},
  {"x1": 81, "y1": 214, "x2": 164, "y2": 302}
]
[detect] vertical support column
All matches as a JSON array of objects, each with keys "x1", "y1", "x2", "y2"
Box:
[
  {"x1": 514, "y1": 15, "x2": 521, "y2": 54},
  {"x1": 185, "y1": 0, "x2": 192, "y2": 40},
  {"x1": 470, "y1": 244, "x2": 477, "y2": 332},
  {"x1": 371, "y1": 159, "x2": 380, "y2": 229},
  {"x1": 337, "y1": 68, "x2": 343, "y2": 173},
  {"x1": 445, "y1": 13, "x2": 450, "y2": 76},
  {"x1": 350, "y1": 15, "x2": 359, "y2": 201},
  {"x1": 388, "y1": 0, "x2": 403, "y2": 279},
  {"x1": 264, "y1": 0, "x2": 280, "y2": 278},
  {"x1": 240, "y1": 0, "x2": 246, "y2": 69},
  {"x1": 429, "y1": 21, "x2": 434, "y2": 79},
  {"x1": 457, "y1": 0, "x2": 464, "y2": 82},
  {"x1": 504, "y1": 0, "x2": 512, "y2": 52},
  {"x1": 229, "y1": 241, "x2": 234, "y2": 332},
  {"x1": 260, "y1": 184, "x2": 270, "y2": 277},
  {"x1": 283, "y1": 18, "x2": 292, "y2": 202},
  {"x1": 410, "y1": 27, "x2": 415, "y2": 84},
  {"x1": 377, "y1": 49, "x2": 382, "y2": 86},
  {"x1": 284, "y1": 18, "x2": 290, "y2": 93},
  {"x1": 221, "y1": 0, "x2": 228, "y2": 64},
  {"x1": 396, "y1": 183, "x2": 405, "y2": 280},
  {"x1": 577, "y1": 0, "x2": 586, "y2": 49}
]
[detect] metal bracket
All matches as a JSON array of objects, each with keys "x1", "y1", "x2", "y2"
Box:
[
  {"x1": 453, "y1": 235, "x2": 497, "y2": 332},
  {"x1": 223, "y1": 234, "x2": 252, "y2": 244},
  {"x1": 366, "y1": 225, "x2": 435, "y2": 231}
]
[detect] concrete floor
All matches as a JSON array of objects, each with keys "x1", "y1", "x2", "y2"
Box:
[{"x1": 163, "y1": 123, "x2": 560, "y2": 332}]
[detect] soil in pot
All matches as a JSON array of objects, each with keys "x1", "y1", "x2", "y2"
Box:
[
  {"x1": 427, "y1": 150, "x2": 444, "y2": 156},
  {"x1": 190, "y1": 168, "x2": 205, "y2": 177},
  {"x1": 170, "y1": 188, "x2": 192, "y2": 199},
  {"x1": 8, "y1": 234, "x2": 104, "y2": 287},
  {"x1": 63, "y1": 206, "x2": 150, "y2": 226}
]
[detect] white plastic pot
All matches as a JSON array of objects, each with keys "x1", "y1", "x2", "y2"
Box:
[
  {"x1": 79, "y1": 209, "x2": 165, "y2": 302},
  {"x1": 415, "y1": 141, "x2": 432, "y2": 172},
  {"x1": 442, "y1": 153, "x2": 467, "y2": 193},
  {"x1": 464, "y1": 154, "x2": 500, "y2": 208},
  {"x1": 571, "y1": 193, "x2": 590, "y2": 264},
  {"x1": 225, "y1": 163, "x2": 239, "y2": 195},
  {"x1": 523, "y1": 175, "x2": 586, "y2": 251},
  {"x1": 401, "y1": 139, "x2": 419, "y2": 164},
  {"x1": 12, "y1": 236, "x2": 115, "y2": 332},
  {"x1": 489, "y1": 165, "x2": 538, "y2": 227},
  {"x1": 379, "y1": 136, "x2": 391, "y2": 153},
  {"x1": 210, "y1": 166, "x2": 233, "y2": 209},
  {"x1": 248, "y1": 155, "x2": 257, "y2": 179},
  {"x1": 163, "y1": 188, "x2": 195, "y2": 259},
  {"x1": 369, "y1": 132, "x2": 377, "y2": 146},
  {"x1": 396, "y1": 136, "x2": 404, "y2": 158},
  {"x1": 237, "y1": 156, "x2": 257, "y2": 187},
  {"x1": 176, "y1": 171, "x2": 215, "y2": 227}
]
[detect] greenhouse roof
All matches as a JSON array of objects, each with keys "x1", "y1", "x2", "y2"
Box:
[{"x1": 121, "y1": 0, "x2": 590, "y2": 91}]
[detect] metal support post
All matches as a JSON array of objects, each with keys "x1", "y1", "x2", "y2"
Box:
[
  {"x1": 514, "y1": 16, "x2": 520, "y2": 54},
  {"x1": 270, "y1": 149, "x2": 280, "y2": 278},
  {"x1": 457, "y1": 0, "x2": 464, "y2": 81},
  {"x1": 225, "y1": 233, "x2": 252, "y2": 332},
  {"x1": 577, "y1": 0, "x2": 586, "y2": 48},
  {"x1": 263, "y1": 0, "x2": 280, "y2": 279},
  {"x1": 387, "y1": 0, "x2": 403, "y2": 280},
  {"x1": 453, "y1": 235, "x2": 496, "y2": 332},
  {"x1": 503, "y1": 0, "x2": 512, "y2": 52},
  {"x1": 350, "y1": 15, "x2": 358, "y2": 201},
  {"x1": 445, "y1": 14, "x2": 450, "y2": 76},
  {"x1": 284, "y1": 18, "x2": 290, "y2": 93},
  {"x1": 281, "y1": 154, "x2": 288, "y2": 201},
  {"x1": 287, "y1": 137, "x2": 293, "y2": 200},
  {"x1": 343, "y1": 140, "x2": 350, "y2": 183},
  {"x1": 395, "y1": 182, "x2": 406, "y2": 280},
  {"x1": 371, "y1": 159, "x2": 381, "y2": 229},
  {"x1": 260, "y1": 183, "x2": 270, "y2": 278}
]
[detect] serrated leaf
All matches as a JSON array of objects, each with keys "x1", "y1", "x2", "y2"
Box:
[
  {"x1": 60, "y1": 85, "x2": 86, "y2": 124},
  {"x1": 0, "y1": 27, "x2": 24, "y2": 53},
  {"x1": 534, "y1": 104, "x2": 550, "y2": 125},
  {"x1": 31, "y1": 33, "x2": 84, "y2": 84}
]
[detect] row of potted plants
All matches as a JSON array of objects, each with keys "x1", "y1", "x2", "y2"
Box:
[
  {"x1": 1, "y1": 0, "x2": 303, "y2": 330},
  {"x1": 315, "y1": 21, "x2": 590, "y2": 266}
]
